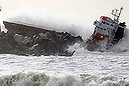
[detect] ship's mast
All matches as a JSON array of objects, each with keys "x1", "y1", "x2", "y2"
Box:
[
  {"x1": 0, "y1": 6, "x2": 1, "y2": 34},
  {"x1": 111, "y1": 7, "x2": 123, "y2": 23}
]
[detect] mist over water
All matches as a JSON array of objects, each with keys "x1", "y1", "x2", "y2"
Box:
[{"x1": 5, "y1": 6, "x2": 93, "y2": 39}]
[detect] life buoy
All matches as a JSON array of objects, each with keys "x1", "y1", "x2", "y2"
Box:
[{"x1": 92, "y1": 33, "x2": 109, "y2": 40}]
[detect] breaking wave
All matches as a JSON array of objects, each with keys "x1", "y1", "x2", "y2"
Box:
[
  {"x1": 109, "y1": 28, "x2": 129, "y2": 53},
  {"x1": 0, "y1": 72, "x2": 129, "y2": 86},
  {"x1": 5, "y1": 6, "x2": 92, "y2": 39}
]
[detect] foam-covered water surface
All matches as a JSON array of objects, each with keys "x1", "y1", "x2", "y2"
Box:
[
  {"x1": 0, "y1": 72, "x2": 129, "y2": 86},
  {"x1": 0, "y1": 51, "x2": 129, "y2": 86}
]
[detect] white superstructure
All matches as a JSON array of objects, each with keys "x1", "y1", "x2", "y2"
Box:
[{"x1": 86, "y1": 7, "x2": 126, "y2": 51}]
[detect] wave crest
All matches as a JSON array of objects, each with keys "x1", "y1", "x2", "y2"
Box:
[{"x1": 0, "y1": 72, "x2": 129, "y2": 86}]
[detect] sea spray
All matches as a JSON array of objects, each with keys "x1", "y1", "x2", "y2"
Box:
[{"x1": 5, "y1": 6, "x2": 92, "y2": 39}]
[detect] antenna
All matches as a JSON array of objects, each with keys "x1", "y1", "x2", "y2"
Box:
[
  {"x1": 0, "y1": 6, "x2": 1, "y2": 11},
  {"x1": 0, "y1": 6, "x2": 2, "y2": 34},
  {"x1": 111, "y1": 7, "x2": 123, "y2": 23}
]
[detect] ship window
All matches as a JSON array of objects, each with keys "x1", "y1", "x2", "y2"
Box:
[
  {"x1": 94, "y1": 21, "x2": 97, "y2": 24},
  {"x1": 110, "y1": 24, "x2": 113, "y2": 26},
  {"x1": 96, "y1": 26, "x2": 99, "y2": 28},
  {"x1": 102, "y1": 21, "x2": 106, "y2": 24},
  {"x1": 106, "y1": 23, "x2": 109, "y2": 25}
]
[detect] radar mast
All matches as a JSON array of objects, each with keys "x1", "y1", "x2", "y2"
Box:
[
  {"x1": 111, "y1": 7, "x2": 123, "y2": 23},
  {"x1": 0, "y1": 6, "x2": 1, "y2": 34}
]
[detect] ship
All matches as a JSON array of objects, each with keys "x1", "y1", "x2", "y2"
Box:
[
  {"x1": 0, "y1": 7, "x2": 127, "y2": 56},
  {"x1": 86, "y1": 7, "x2": 126, "y2": 51},
  {"x1": 2, "y1": 21, "x2": 84, "y2": 56}
]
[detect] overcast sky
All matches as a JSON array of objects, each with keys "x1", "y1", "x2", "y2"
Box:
[{"x1": 0, "y1": 0, "x2": 129, "y2": 27}]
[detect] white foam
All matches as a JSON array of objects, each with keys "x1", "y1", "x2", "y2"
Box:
[
  {"x1": 0, "y1": 72, "x2": 129, "y2": 86},
  {"x1": 108, "y1": 28, "x2": 128, "y2": 52},
  {"x1": 5, "y1": 6, "x2": 93, "y2": 39}
]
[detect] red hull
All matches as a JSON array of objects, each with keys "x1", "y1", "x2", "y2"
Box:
[{"x1": 86, "y1": 41, "x2": 100, "y2": 51}]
